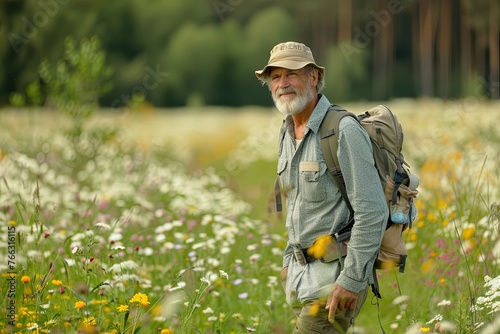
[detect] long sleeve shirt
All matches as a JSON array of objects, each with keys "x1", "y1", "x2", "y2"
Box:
[{"x1": 279, "y1": 94, "x2": 388, "y2": 305}]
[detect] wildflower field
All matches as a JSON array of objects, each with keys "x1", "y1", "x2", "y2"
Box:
[{"x1": 0, "y1": 99, "x2": 499, "y2": 334}]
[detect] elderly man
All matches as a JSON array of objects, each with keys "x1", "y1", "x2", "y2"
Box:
[{"x1": 255, "y1": 41, "x2": 389, "y2": 333}]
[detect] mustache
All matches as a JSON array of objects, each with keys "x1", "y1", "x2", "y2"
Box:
[{"x1": 276, "y1": 87, "x2": 297, "y2": 97}]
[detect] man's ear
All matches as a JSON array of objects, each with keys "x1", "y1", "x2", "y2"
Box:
[{"x1": 310, "y1": 68, "x2": 319, "y2": 87}]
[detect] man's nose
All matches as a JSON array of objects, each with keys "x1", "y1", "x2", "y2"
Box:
[{"x1": 278, "y1": 75, "x2": 291, "y2": 88}]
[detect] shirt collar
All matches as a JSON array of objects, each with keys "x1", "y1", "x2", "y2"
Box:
[{"x1": 306, "y1": 94, "x2": 331, "y2": 134}]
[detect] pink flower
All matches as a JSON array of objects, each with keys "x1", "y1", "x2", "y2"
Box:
[{"x1": 98, "y1": 200, "x2": 109, "y2": 210}]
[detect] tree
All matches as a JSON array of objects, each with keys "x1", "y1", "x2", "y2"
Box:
[
  {"x1": 240, "y1": 6, "x2": 299, "y2": 105},
  {"x1": 2, "y1": 0, "x2": 499, "y2": 107},
  {"x1": 488, "y1": 0, "x2": 499, "y2": 99},
  {"x1": 437, "y1": 0, "x2": 452, "y2": 99},
  {"x1": 417, "y1": 0, "x2": 437, "y2": 97}
]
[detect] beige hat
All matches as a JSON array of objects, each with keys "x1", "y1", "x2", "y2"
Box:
[{"x1": 255, "y1": 41, "x2": 325, "y2": 80}]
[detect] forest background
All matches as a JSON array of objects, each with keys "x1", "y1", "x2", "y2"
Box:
[
  {"x1": 1, "y1": 0, "x2": 499, "y2": 109},
  {"x1": 1, "y1": 1, "x2": 500, "y2": 333}
]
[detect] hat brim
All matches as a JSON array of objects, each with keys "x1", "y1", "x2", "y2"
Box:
[{"x1": 255, "y1": 61, "x2": 325, "y2": 80}]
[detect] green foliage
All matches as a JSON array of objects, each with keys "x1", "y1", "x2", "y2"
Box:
[
  {"x1": 34, "y1": 36, "x2": 116, "y2": 170},
  {"x1": 26, "y1": 81, "x2": 43, "y2": 106},
  {"x1": 38, "y1": 36, "x2": 113, "y2": 118},
  {"x1": 238, "y1": 7, "x2": 299, "y2": 105},
  {"x1": 9, "y1": 93, "x2": 25, "y2": 107},
  {"x1": 324, "y1": 44, "x2": 369, "y2": 102},
  {"x1": 2, "y1": 1, "x2": 498, "y2": 107},
  {"x1": 164, "y1": 23, "x2": 228, "y2": 105}
]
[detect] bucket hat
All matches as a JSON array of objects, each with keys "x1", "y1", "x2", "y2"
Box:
[{"x1": 255, "y1": 41, "x2": 325, "y2": 80}]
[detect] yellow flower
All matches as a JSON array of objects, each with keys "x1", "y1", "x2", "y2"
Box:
[
  {"x1": 19, "y1": 307, "x2": 33, "y2": 317},
  {"x1": 91, "y1": 299, "x2": 108, "y2": 305},
  {"x1": 307, "y1": 235, "x2": 333, "y2": 259},
  {"x1": 449, "y1": 151, "x2": 462, "y2": 162},
  {"x1": 309, "y1": 303, "x2": 320, "y2": 317},
  {"x1": 117, "y1": 305, "x2": 129, "y2": 313},
  {"x1": 426, "y1": 212, "x2": 437, "y2": 222},
  {"x1": 44, "y1": 320, "x2": 56, "y2": 327},
  {"x1": 51, "y1": 280, "x2": 63, "y2": 286},
  {"x1": 421, "y1": 259, "x2": 435, "y2": 274},
  {"x1": 129, "y1": 292, "x2": 150, "y2": 307},
  {"x1": 308, "y1": 298, "x2": 326, "y2": 317},
  {"x1": 420, "y1": 327, "x2": 431, "y2": 333},
  {"x1": 437, "y1": 200, "x2": 447, "y2": 210},
  {"x1": 83, "y1": 317, "x2": 96, "y2": 326},
  {"x1": 74, "y1": 301, "x2": 86, "y2": 309},
  {"x1": 462, "y1": 225, "x2": 475, "y2": 240},
  {"x1": 160, "y1": 330, "x2": 174, "y2": 334},
  {"x1": 21, "y1": 276, "x2": 30, "y2": 284}
]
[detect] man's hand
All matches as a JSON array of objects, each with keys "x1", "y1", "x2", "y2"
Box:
[{"x1": 325, "y1": 283, "x2": 358, "y2": 323}]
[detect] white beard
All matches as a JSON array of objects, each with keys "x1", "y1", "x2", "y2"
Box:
[{"x1": 273, "y1": 84, "x2": 315, "y2": 116}]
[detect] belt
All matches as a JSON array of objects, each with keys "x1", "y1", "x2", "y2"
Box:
[
  {"x1": 293, "y1": 248, "x2": 317, "y2": 265},
  {"x1": 293, "y1": 236, "x2": 348, "y2": 266}
]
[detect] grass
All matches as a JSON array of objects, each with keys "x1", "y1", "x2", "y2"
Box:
[{"x1": 0, "y1": 98, "x2": 499, "y2": 333}]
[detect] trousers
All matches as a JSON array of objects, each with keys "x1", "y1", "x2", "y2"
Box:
[{"x1": 291, "y1": 286, "x2": 368, "y2": 334}]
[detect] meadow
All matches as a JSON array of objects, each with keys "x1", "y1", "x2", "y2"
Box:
[{"x1": 0, "y1": 99, "x2": 499, "y2": 334}]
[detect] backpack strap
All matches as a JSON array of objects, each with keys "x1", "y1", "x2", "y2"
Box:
[
  {"x1": 277, "y1": 119, "x2": 287, "y2": 158},
  {"x1": 275, "y1": 119, "x2": 287, "y2": 212},
  {"x1": 274, "y1": 176, "x2": 283, "y2": 212},
  {"x1": 321, "y1": 106, "x2": 385, "y2": 302},
  {"x1": 320, "y1": 105, "x2": 358, "y2": 231}
]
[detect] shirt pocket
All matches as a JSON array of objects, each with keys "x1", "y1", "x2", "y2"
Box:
[{"x1": 300, "y1": 161, "x2": 327, "y2": 203}]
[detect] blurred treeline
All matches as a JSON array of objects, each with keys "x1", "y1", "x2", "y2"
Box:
[{"x1": 1, "y1": 0, "x2": 499, "y2": 108}]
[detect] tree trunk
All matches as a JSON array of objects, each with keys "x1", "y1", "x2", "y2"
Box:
[
  {"x1": 438, "y1": 0, "x2": 452, "y2": 99},
  {"x1": 386, "y1": 5, "x2": 394, "y2": 99},
  {"x1": 411, "y1": 2, "x2": 420, "y2": 96},
  {"x1": 419, "y1": 0, "x2": 435, "y2": 97},
  {"x1": 338, "y1": 0, "x2": 352, "y2": 43},
  {"x1": 373, "y1": 0, "x2": 390, "y2": 100},
  {"x1": 459, "y1": 1, "x2": 473, "y2": 95},
  {"x1": 489, "y1": 0, "x2": 499, "y2": 99},
  {"x1": 475, "y1": 27, "x2": 487, "y2": 95}
]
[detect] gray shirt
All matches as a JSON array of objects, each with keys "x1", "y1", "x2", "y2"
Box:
[{"x1": 279, "y1": 94, "x2": 388, "y2": 305}]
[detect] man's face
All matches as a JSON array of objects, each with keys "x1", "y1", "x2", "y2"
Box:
[{"x1": 269, "y1": 67, "x2": 316, "y2": 116}]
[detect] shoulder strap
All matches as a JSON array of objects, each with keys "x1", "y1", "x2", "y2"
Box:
[
  {"x1": 320, "y1": 105, "x2": 358, "y2": 231},
  {"x1": 277, "y1": 119, "x2": 286, "y2": 158},
  {"x1": 275, "y1": 119, "x2": 287, "y2": 212}
]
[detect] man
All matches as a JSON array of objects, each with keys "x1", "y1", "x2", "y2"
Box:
[{"x1": 255, "y1": 41, "x2": 389, "y2": 333}]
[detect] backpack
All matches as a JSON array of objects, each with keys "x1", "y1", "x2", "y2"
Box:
[
  {"x1": 275, "y1": 104, "x2": 419, "y2": 298},
  {"x1": 320, "y1": 104, "x2": 418, "y2": 269}
]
